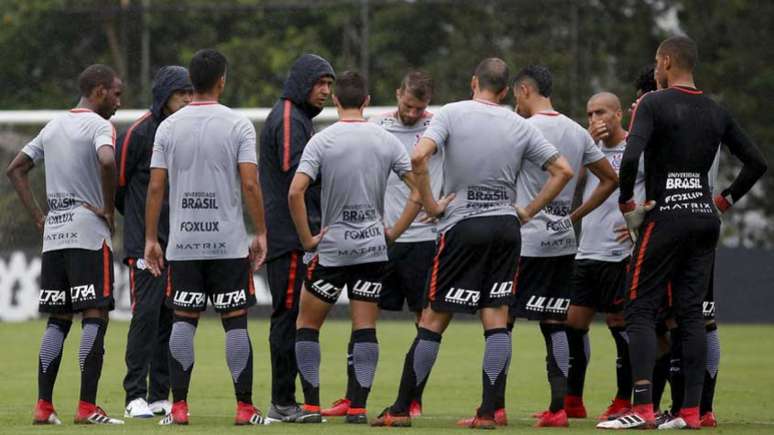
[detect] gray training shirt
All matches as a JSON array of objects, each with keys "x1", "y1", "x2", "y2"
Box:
[
  {"x1": 150, "y1": 102, "x2": 257, "y2": 261},
  {"x1": 370, "y1": 110, "x2": 442, "y2": 243},
  {"x1": 296, "y1": 120, "x2": 412, "y2": 267},
  {"x1": 422, "y1": 100, "x2": 559, "y2": 234},
  {"x1": 22, "y1": 109, "x2": 116, "y2": 253},
  {"x1": 516, "y1": 111, "x2": 605, "y2": 257}
]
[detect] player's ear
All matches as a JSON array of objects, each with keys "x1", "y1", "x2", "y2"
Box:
[
  {"x1": 497, "y1": 86, "x2": 510, "y2": 103},
  {"x1": 395, "y1": 88, "x2": 401, "y2": 101},
  {"x1": 470, "y1": 76, "x2": 478, "y2": 94},
  {"x1": 361, "y1": 95, "x2": 371, "y2": 110},
  {"x1": 332, "y1": 94, "x2": 342, "y2": 110}
]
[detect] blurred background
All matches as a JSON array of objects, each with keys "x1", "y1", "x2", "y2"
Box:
[{"x1": 0, "y1": 0, "x2": 772, "y2": 321}]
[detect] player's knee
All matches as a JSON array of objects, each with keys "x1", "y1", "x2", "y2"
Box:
[
  {"x1": 174, "y1": 310, "x2": 200, "y2": 320},
  {"x1": 221, "y1": 312, "x2": 247, "y2": 331},
  {"x1": 605, "y1": 313, "x2": 625, "y2": 327},
  {"x1": 50, "y1": 313, "x2": 74, "y2": 322}
]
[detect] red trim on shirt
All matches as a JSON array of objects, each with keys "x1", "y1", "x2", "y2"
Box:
[
  {"x1": 285, "y1": 251, "x2": 299, "y2": 309},
  {"x1": 536, "y1": 110, "x2": 560, "y2": 116},
  {"x1": 118, "y1": 111, "x2": 152, "y2": 186},
  {"x1": 670, "y1": 85, "x2": 703, "y2": 95},
  {"x1": 629, "y1": 221, "x2": 656, "y2": 300},
  {"x1": 188, "y1": 101, "x2": 218, "y2": 106},
  {"x1": 70, "y1": 108, "x2": 93, "y2": 113},
  {"x1": 338, "y1": 119, "x2": 368, "y2": 123},
  {"x1": 473, "y1": 98, "x2": 498, "y2": 106},
  {"x1": 282, "y1": 100, "x2": 292, "y2": 172}
]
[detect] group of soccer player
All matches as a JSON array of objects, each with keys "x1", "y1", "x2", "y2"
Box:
[{"x1": 6, "y1": 33, "x2": 767, "y2": 430}]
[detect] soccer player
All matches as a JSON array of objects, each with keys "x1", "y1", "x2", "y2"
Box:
[
  {"x1": 289, "y1": 71, "x2": 424, "y2": 424},
  {"x1": 117, "y1": 65, "x2": 193, "y2": 419},
  {"x1": 321, "y1": 70, "x2": 438, "y2": 419},
  {"x1": 6, "y1": 64, "x2": 124, "y2": 425},
  {"x1": 259, "y1": 53, "x2": 335, "y2": 422},
  {"x1": 509, "y1": 65, "x2": 618, "y2": 427},
  {"x1": 372, "y1": 58, "x2": 574, "y2": 429},
  {"x1": 563, "y1": 91, "x2": 640, "y2": 421},
  {"x1": 144, "y1": 49, "x2": 268, "y2": 426},
  {"x1": 599, "y1": 35, "x2": 767, "y2": 430}
]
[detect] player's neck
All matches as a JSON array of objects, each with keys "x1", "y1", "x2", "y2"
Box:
[
  {"x1": 530, "y1": 98, "x2": 554, "y2": 116},
  {"x1": 193, "y1": 91, "x2": 219, "y2": 103},
  {"x1": 472, "y1": 90, "x2": 501, "y2": 105},
  {"x1": 603, "y1": 128, "x2": 627, "y2": 148},
  {"x1": 74, "y1": 97, "x2": 99, "y2": 113},
  {"x1": 668, "y1": 73, "x2": 696, "y2": 90},
  {"x1": 338, "y1": 108, "x2": 366, "y2": 122}
]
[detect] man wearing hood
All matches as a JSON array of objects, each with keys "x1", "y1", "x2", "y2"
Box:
[
  {"x1": 259, "y1": 53, "x2": 335, "y2": 421},
  {"x1": 116, "y1": 66, "x2": 193, "y2": 419}
]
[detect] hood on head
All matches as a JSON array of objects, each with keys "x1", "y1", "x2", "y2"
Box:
[
  {"x1": 281, "y1": 54, "x2": 336, "y2": 118},
  {"x1": 151, "y1": 65, "x2": 193, "y2": 120}
]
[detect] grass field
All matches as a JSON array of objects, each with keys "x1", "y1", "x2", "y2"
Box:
[{"x1": 1, "y1": 319, "x2": 772, "y2": 433}]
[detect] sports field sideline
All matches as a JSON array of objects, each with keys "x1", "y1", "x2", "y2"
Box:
[{"x1": 1, "y1": 319, "x2": 772, "y2": 433}]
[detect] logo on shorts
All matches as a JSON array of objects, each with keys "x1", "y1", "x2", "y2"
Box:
[
  {"x1": 213, "y1": 289, "x2": 247, "y2": 310},
  {"x1": 39, "y1": 289, "x2": 66, "y2": 305},
  {"x1": 489, "y1": 282, "x2": 513, "y2": 299},
  {"x1": 525, "y1": 296, "x2": 570, "y2": 314},
  {"x1": 351, "y1": 280, "x2": 382, "y2": 298},
  {"x1": 703, "y1": 301, "x2": 715, "y2": 317},
  {"x1": 445, "y1": 287, "x2": 480, "y2": 306},
  {"x1": 70, "y1": 284, "x2": 96, "y2": 302},
  {"x1": 173, "y1": 291, "x2": 206, "y2": 308},
  {"x1": 311, "y1": 280, "x2": 343, "y2": 300}
]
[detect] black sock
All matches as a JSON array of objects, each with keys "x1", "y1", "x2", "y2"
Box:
[
  {"x1": 295, "y1": 328, "x2": 321, "y2": 407},
  {"x1": 392, "y1": 327, "x2": 441, "y2": 413},
  {"x1": 349, "y1": 328, "x2": 379, "y2": 409},
  {"x1": 633, "y1": 383, "x2": 653, "y2": 406},
  {"x1": 567, "y1": 327, "x2": 589, "y2": 398},
  {"x1": 677, "y1": 314, "x2": 707, "y2": 410},
  {"x1": 169, "y1": 316, "x2": 198, "y2": 403},
  {"x1": 344, "y1": 339, "x2": 356, "y2": 401},
  {"x1": 625, "y1": 311, "x2": 658, "y2": 406},
  {"x1": 38, "y1": 317, "x2": 72, "y2": 402},
  {"x1": 79, "y1": 317, "x2": 107, "y2": 404},
  {"x1": 480, "y1": 328, "x2": 511, "y2": 417},
  {"x1": 540, "y1": 323, "x2": 569, "y2": 413},
  {"x1": 701, "y1": 324, "x2": 720, "y2": 414},
  {"x1": 610, "y1": 326, "x2": 633, "y2": 401},
  {"x1": 668, "y1": 327, "x2": 685, "y2": 414},
  {"x1": 652, "y1": 351, "x2": 670, "y2": 411},
  {"x1": 222, "y1": 315, "x2": 253, "y2": 404}
]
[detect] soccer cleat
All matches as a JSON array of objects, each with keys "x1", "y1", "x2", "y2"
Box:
[
  {"x1": 74, "y1": 401, "x2": 124, "y2": 425},
  {"x1": 660, "y1": 407, "x2": 701, "y2": 429},
  {"x1": 321, "y1": 397, "x2": 350, "y2": 416},
  {"x1": 654, "y1": 411, "x2": 673, "y2": 427},
  {"x1": 345, "y1": 407, "x2": 368, "y2": 424},
  {"x1": 599, "y1": 398, "x2": 632, "y2": 421},
  {"x1": 148, "y1": 399, "x2": 172, "y2": 416},
  {"x1": 295, "y1": 405, "x2": 323, "y2": 423},
  {"x1": 159, "y1": 400, "x2": 189, "y2": 425},
  {"x1": 457, "y1": 414, "x2": 496, "y2": 430},
  {"x1": 267, "y1": 402, "x2": 304, "y2": 422},
  {"x1": 458, "y1": 408, "x2": 508, "y2": 427},
  {"x1": 534, "y1": 409, "x2": 569, "y2": 427},
  {"x1": 33, "y1": 399, "x2": 62, "y2": 425},
  {"x1": 701, "y1": 412, "x2": 718, "y2": 427},
  {"x1": 532, "y1": 409, "x2": 549, "y2": 418},
  {"x1": 409, "y1": 400, "x2": 422, "y2": 418},
  {"x1": 370, "y1": 407, "x2": 411, "y2": 427},
  {"x1": 564, "y1": 395, "x2": 587, "y2": 418},
  {"x1": 124, "y1": 397, "x2": 154, "y2": 418},
  {"x1": 657, "y1": 416, "x2": 689, "y2": 430},
  {"x1": 596, "y1": 409, "x2": 656, "y2": 430},
  {"x1": 235, "y1": 402, "x2": 268, "y2": 425}
]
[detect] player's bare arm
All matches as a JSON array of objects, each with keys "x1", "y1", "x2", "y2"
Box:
[
  {"x1": 83, "y1": 145, "x2": 117, "y2": 234},
  {"x1": 410, "y1": 136, "x2": 449, "y2": 217},
  {"x1": 6, "y1": 152, "x2": 46, "y2": 232},
  {"x1": 385, "y1": 172, "x2": 423, "y2": 242},
  {"x1": 143, "y1": 167, "x2": 167, "y2": 276},
  {"x1": 569, "y1": 157, "x2": 618, "y2": 223},
  {"x1": 239, "y1": 162, "x2": 268, "y2": 271},
  {"x1": 519, "y1": 154, "x2": 574, "y2": 222},
  {"x1": 288, "y1": 172, "x2": 326, "y2": 251}
]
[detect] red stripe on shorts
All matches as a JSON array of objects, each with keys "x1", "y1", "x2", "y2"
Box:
[
  {"x1": 629, "y1": 221, "x2": 656, "y2": 300},
  {"x1": 428, "y1": 234, "x2": 446, "y2": 302}
]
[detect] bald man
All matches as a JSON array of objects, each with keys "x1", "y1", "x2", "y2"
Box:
[{"x1": 564, "y1": 92, "x2": 641, "y2": 421}]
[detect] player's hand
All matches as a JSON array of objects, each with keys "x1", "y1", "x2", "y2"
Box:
[
  {"x1": 621, "y1": 200, "x2": 656, "y2": 243},
  {"x1": 302, "y1": 226, "x2": 328, "y2": 252},
  {"x1": 144, "y1": 239, "x2": 164, "y2": 277},
  {"x1": 34, "y1": 212, "x2": 46, "y2": 233},
  {"x1": 384, "y1": 225, "x2": 397, "y2": 243},
  {"x1": 588, "y1": 120, "x2": 610, "y2": 143},
  {"x1": 713, "y1": 194, "x2": 733, "y2": 215},
  {"x1": 546, "y1": 216, "x2": 573, "y2": 234},
  {"x1": 425, "y1": 193, "x2": 456, "y2": 218},
  {"x1": 82, "y1": 203, "x2": 115, "y2": 235},
  {"x1": 514, "y1": 205, "x2": 532, "y2": 224},
  {"x1": 249, "y1": 232, "x2": 268, "y2": 272},
  {"x1": 614, "y1": 224, "x2": 631, "y2": 243}
]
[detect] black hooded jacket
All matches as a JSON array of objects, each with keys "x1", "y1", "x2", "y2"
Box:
[
  {"x1": 116, "y1": 66, "x2": 192, "y2": 262},
  {"x1": 260, "y1": 54, "x2": 335, "y2": 261}
]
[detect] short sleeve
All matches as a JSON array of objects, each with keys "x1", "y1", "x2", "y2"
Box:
[
  {"x1": 93, "y1": 118, "x2": 116, "y2": 151},
  {"x1": 581, "y1": 129, "x2": 605, "y2": 165},
  {"x1": 523, "y1": 123, "x2": 560, "y2": 169},
  {"x1": 21, "y1": 129, "x2": 45, "y2": 162},
  {"x1": 235, "y1": 117, "x2": 257, "y2": 164},
  {"x1": 389, "y1": 135, "x2": 412, "y2": 177},
  {"x1": 150, "y1": 120, "x2": 169, "y2": 169},
  {"x1": 296, "y1": 136, "x2": 323, "y2": 180},
  {"x1": 421, "y1": 104, "x2": 451, "y2": 151}
]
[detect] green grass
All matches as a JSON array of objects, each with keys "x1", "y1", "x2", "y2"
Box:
[{"x1": 1, "y1": 319, "x2": 772, "y2": 433}]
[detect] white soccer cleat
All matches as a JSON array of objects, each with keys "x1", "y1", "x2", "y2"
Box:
[
  {"x1": 658, "y1": 416, "x2": 688, "y2": 430},
  {"x1": 597, "y1": 412, "x2": 655, "y2": 429},
  {"x1": 148, "y1": 399, "x2": 172, "y2": 416},
  {"x1": 124, "y1": 397, "x2": 154, "y2": 418}
]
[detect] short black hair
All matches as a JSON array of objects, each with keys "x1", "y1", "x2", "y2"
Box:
[
  {"x1": 335, "y1": 71, "x2": 368, "y2": 109},
  {"x1": 635, "y1": 64, "x2": 657, "y2": 94},
  {"x1": 78, "y1": 64, "x2": 117, "y2": 97},
  {"x1": 658, "y1": 35, "x2": 698, "y2": 71},
  {"x1": 513, "y1": 65, "x2": 553, "y2": 97},
  {"x1": 189, "y1": 49, "x2": 228, "y2": 92},
  {"x1": 399, "y1": 70, "x2": 433, "y2": 101},
  {"x1": 473, "y1": 58, "x2": 509, "y2": 93}
]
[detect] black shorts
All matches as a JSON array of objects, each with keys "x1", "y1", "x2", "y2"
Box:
[
  {"x1": 426, "y1": 215, "x2": 520, "y2": 314},
  {"x1": 571, "y1": 258, "x2": 629, "y2": 314},
  {"x1": 510, "y1": 255, "x2": 574, "y2": 321},
  {"x1": 379, "y1": 241, "x2": 435, "y2": 312},
  {"x1": 304, "y1": 256, "x2": 386, "y2": 304},
  {"x1": 39, "y1": 243, "x2": 115, "y2": 314},
  {"x1": 166, "y1": 257, "x2": 256, "y2": 313}
]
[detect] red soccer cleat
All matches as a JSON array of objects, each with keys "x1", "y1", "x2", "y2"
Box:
[
  {"x1": 701, "y1": 411, "x2": 718, "y2": 427},
  {"x1": 564, "y1": 395, "x2": 587, "y2": 418},
  {"x1": 159, "y1": 400, "x2": 189, "y2": 425},
  {"x1": 532, "y1": 409, "x2": 548, "y2": 418},
  {"x1": 74, "y1": 401, "x2": 124, "y2": 425},
  {"x1": 235, "y1": 401, "x2": 266, "y2": 425},
  {"x1": 321, "y1": 398, "x2": 350, "y2": 417},
  {"x1": 457, "y1": 414, "x2": 496, "y2": 429},
  {"x1": 370, "y1": 407, "x2": 411, "y2": 427},
  {"x1": 33, "y1": 399, "x2": 61, "y2": 425},
  {"x1": 534, "y1": 409, "x2": 569, "y2": 427},
  {"x1": 409, "y1": 400, "x2": 422, "y2": 418},
  {"x1": 457, "y1": 407, "x2": 508, "y2": 427},
  {"x1": 598, "y1": 398, "x2": 632, "y2": 421}
]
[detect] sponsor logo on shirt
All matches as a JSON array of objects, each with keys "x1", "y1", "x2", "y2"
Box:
[
  {"x1": 489, "y1": 281, "x2": 513, "y2": 298},
  {"x1": 47, "y1": 193, "x2": 78, "y2": 211},
  {"x1": 343, "y1": 225, "x2": 383, "y2": 241},
  {"x1": 659, "y1": 173, "x2": 712, "y2": 214},
  {"x1": 342, "y1": 205, "x2": 378, "y2": 223},
  {"x1": 213, "y1": 289, "x2": 247, "y2": 310},
  {"x1": 610, "y1": 151, "x2": 623, "y2": 171},
  {"x1": 540, "y1": 238, "x2": 576, "y2": 249},
  {"x1": 665, "y1": 172, "x2": 702, "y2": 190},
  {"x1": 175, "y1": 241, "x2": 227, "y2": 251},
  {"x1": 46, "y1": 212, "x2": 74, "y2": 226},
  {"x1": 181, "y1": 192, "x2": 219, "y2": 209},
  {"x1": 466, "y1": 186, "x2": 508, "y2": 209},
  {"x1": 173, "y1": 291, "x2": 206, "y2": 308},
  {"x1": 179, "y1": 221, "x2": 219, "y2": 232},
  {"x1": 39, "y1": 289, "x2": 66, "y2": 305},
  {"x1": 311, "y1": 279, "x2": 343, "y2": 300},
  {"x1": 70, "y1": 284, "x2": 96, "y2": 302},
  {"x1": 525, "y1": 295, "x2": 570, "y2": 314},
  {"x1": 444, "y1": 287, "x2": 480, "y2": 306},
  {"x1": 337, "y1": 245, "x2": 387, "y2": 258},
  {"x1": 351, "y1": 280, "x2": 382, "y2": 298},
  {"x1": 45, "y1": 232, "x2": 78, "y2": 242},
  {"x1": 544, "y1": 200, "x2": 571, "y2": 217}
]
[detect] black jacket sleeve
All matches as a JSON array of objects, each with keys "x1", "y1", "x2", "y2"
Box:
[
  {"x1": 619, "y1": 95, "x2": 654, "y2": 204},
  {"x1": 720, "y1": 112, "x2": 768, "y2": 202},
  {"x1": 115, "y1": 128, "x2": 144, "y2": 215}
]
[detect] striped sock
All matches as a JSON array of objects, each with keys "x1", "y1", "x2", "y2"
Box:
[
  {"x1": 169, "y1": 316, "x2": 198, "y2": 402},
  {"x1": 541, "y1": 323, "x2": 569, "y2": 413},
  {"x1": 480, "y1": 329, "x2": 511, "y2": 417},
  {"x1": 79, "y1": 317, "x2": 107, "y2": 404},
  {"x1": 296, "y1": 328, "x2": 321, "y2": 407},
  {"x1": 38, "y1": 318, "x2": 72, "y2": 402},
  {"x1": 701, "y1": 324, "x2": 720, "y2": 414},
  {"x1": 392, "y1": 327, "x2": 441, "y2": 413},
  {"x1": 223, "y1": 315, "x2": 253, "y2": 404},
  {"x1": 349, "y1": 328, "x2": 379, "y2": 409}
]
